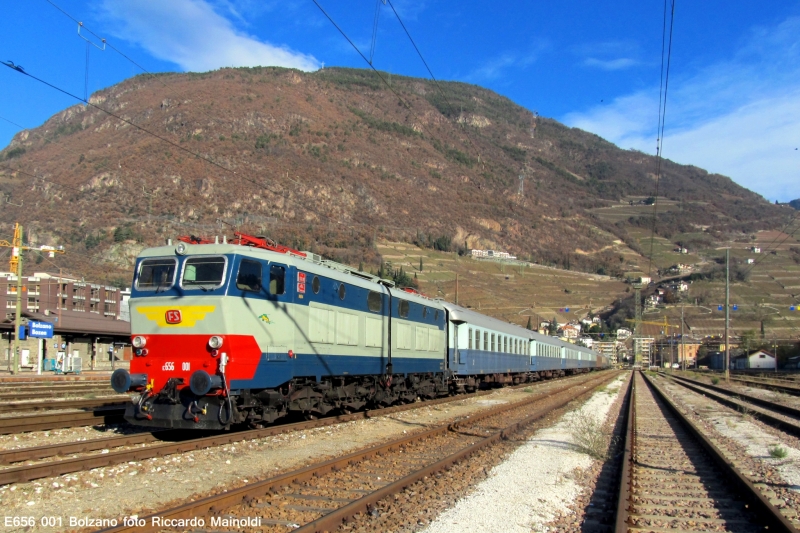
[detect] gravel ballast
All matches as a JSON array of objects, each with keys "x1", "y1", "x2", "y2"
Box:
[{"x1": 420, "y1": 374, "x2": 627, "y2": 533}]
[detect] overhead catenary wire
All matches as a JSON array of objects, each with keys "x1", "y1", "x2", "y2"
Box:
[
  {"x1": 0, "y1": 115, "x2": 27, "y2": 130},
  {"x1": 369, "y1": 0, "x2": 385, "y2": 65},
  {"x1": 42, "y1": 0, "x2": 270, "y2": 151},
  {"x1": 312, "y1": 0, "x2": 480, "y2": 179},
  {"x1": 646, "y1": 0, "x2": 676, "y2": 280},
  {"x1": 384, "y1": 0, "x2": 464, "y2": 125}
]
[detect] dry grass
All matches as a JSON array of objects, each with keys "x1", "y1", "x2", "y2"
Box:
[{"x1": 568, "y1": 409, "x2": 615, "y2": 460}]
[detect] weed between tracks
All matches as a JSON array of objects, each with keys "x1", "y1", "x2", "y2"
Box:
[
  {"x1": 769, "y1": 444, "x2": 789, "y2": 459},
  {"x1": 567, "y1": 409, "x2": 617, "y2": 460}
]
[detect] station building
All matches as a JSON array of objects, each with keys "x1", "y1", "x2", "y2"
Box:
[{"x1": 0, "y1": 271, "x2": 131, "y2": 373}]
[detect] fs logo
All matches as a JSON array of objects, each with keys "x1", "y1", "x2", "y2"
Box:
[{"x1": 165, "y1": 310, "x2": 182, "y2": 324}]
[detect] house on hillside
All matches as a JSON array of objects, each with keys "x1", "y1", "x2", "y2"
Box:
[
  {"x1": 751, "y1": 246, "x2": 761, "y2": 253},
  {"x1": 557, "y1": 324, "x2": 581, "y2": 339},
  {"x1": 667, "y1": 281, "x2": 689, "y2": 293},
  {"x1": 616, "y1": 328, "x2": 632, "y2": 340},
  {"x1": 733, "y1": 350, "x2": 776, "y2": 370}
]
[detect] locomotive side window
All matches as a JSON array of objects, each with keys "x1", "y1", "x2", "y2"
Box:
[
  {"x1": 398, "y1": 299, "x2": 409, "y2": 318},
  {"x1": 338, "y1": 283, "x2": 346, "y2": 300},
  {"x1": 312, "y1": 276, "x2": 321, "y2": 294},
  {"x1": 422, "y1": 307, "x2": 428, "y2": 319},
  {"x1": 236, "y1": 259, "x2": 262, "y2": 292},
  {"x1": 137, "y1": 258, "x2": 177, "y2": 291},
  {"x1": 182, "y1": 256, "x2": 226, "y2": 289},
  {"x1": 434, "y1": 310, "x2": 439, "y2": 321},
  {"x1": 367, "y1": 291, "x2": 382, "y2": 312},
  {"x1": 269, "y1": 264, "x2": 286, "y2": 295}
]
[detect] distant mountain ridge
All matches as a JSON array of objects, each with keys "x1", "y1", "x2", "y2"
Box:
[{"x1": 0, "y1": 67, "x2": 791, "y2": 283}]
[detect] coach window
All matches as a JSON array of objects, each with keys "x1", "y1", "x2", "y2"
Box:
[
  {"x1": 474, "y1": 329, "x2": 480, "y2": 350},
  {"x1": 182, "y1": 256, "x2": 226, "y2": 290},
  {"x1": 137, "y1": 258, "x2": 177, "y2": 291},
  {"x1": 338, "y1": 283, "x2": 346, "y2": 300},
  {"x1": 484, "y1": 332, "x2": 488, "y2": 351},
  {"x1": 504, "y1": 336, "x2": 507, "y2": 353},
  {"x1": 367, "y1": 291, "x2": 382, "y2": 312},
  {"x1": 468, "y1": 328, "x2": 473, "y2": 349},
  {"x1": 491, "y1": 334, "x2": 496, "y2": 352},
  {"x1": 236, "y1": 259, "x2": 262, "y2": 292},
  {"x1": 269, "y1": 264, "x2": 285, "y2": 295},
  {"x1": 398, "y1": 299, "x2": 410, "y2": 318},
  {"x1": 312, "y1": 276, "x2": 321, "y2": 294}
]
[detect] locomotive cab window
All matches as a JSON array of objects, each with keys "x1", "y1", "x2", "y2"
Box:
[
  {"x1": 269, "y1": 264, "x2": 286, "y2": 295},
  {"x1": 236, "y1": 259, "x2": 262, "y2": 292},
  {"x1": 367, "y1": 291, "x2": 382, "y2": 312},
  {"x1": 312, "y1": 276, "x2": 321, "y2": 294},
  {"x1": 398, "y1": 299, "x2": 410, "y2": 318},
  {"x1": 182, "y1": 256, "x2": 226, "y2": 289},
  {"x1": 136, "y1": 258, "x2": 178, "y2": 291}
]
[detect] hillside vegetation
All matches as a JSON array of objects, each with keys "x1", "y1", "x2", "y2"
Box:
[{"x1": 0, "y1": 67, "x2": 793, "y2": 288}]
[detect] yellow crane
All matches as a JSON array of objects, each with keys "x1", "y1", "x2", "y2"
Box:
[
  {"x1": 626, "y1": 317, "x2": 680, "y2": 332},
  {"x1": 0, "y1": 223, "x2": 64, "y2": 374}
]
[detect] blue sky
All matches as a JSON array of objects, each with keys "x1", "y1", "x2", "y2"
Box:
[{"x1": 2, "y1": 0, "x2": 799, "y2": 201}]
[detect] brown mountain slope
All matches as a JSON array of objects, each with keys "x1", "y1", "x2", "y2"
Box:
[{"x1": 0, "y1": 67, "x2": 790, "y2": 283}]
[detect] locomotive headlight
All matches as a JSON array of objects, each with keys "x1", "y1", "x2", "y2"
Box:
[
  {"x1": 175, "y1": 242, "x2": 187, "y2": 255},
  {"x1": 208, "y1": 336, "x2": 224, "y2": 349},
  {"x1": 132, "y1": 336, "x2": 147, "y2": 348}
]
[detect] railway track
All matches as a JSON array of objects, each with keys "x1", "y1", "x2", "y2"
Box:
[
  {"x1": 0, "y1": 397, "x2": 126, "y2": 414},
  {"x1": 662, "y1": 372, "x2": 800, "y2": 438},
  {"x1": 614, "y1": 372, "x2": 796, "y2": 533},
  {"x1": 0, "y1": 383, "x2": 116, "y2": 401},
  {"x1": 0, "y1": 371, "x2": 610, "y2": 486},
  {"x1": 94, "y1": 371, "x2": 620, "y2": 533},
  {"x1": 0, "y1": 407, "x2": 126, "y2": 435},
  {"x1": 728, "y1": 377, "x2": 800, "y2": 397}
]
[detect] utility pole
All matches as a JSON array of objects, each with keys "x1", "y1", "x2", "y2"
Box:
[
  {"x1": 724, "y1": 248, "x2": 730, "y2": 382},
  {"x1": 633, "y1": 282, "x2": 643, "y2": 367},
  {"x1": 455, "y1": 274, "x2": 459, "y2": 305},
  {"x1": 680, "y1": 303, "x2": 685, "y2": 371},
  {"x1": 12, "y1": 225, "x2": 23, "y2": 375},
  {"x1": 0, "y1": 224, "x2": 65, "y2": 374}
]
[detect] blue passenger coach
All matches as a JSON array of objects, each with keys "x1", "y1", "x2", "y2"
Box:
[{"x1": 442, "y1": 302, "x2": 602, "y2": 391}]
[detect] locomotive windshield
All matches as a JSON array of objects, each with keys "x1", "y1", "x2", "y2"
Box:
[
  {"x1": 182, "y1": 256, "x2": 226, "y2": 290},
  {"x1": 136, "y1": 258, "x2": 178, "y2": 291}
]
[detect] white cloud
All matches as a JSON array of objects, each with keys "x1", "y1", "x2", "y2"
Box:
[
  {"x1": 100, "y1": 0, "x2": 320, "y2": 72},
  {"x1": 583, "y1": 57, "x2": 639, "y2": 71},
  {"x1": 564, "y1": 16, "x2": 800, "y2": 202},
  {"x1": 465, "y1": 42, "x2": 548, "y2": 83}
]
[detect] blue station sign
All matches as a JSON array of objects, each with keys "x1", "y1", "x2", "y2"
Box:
[{"x1": 28, "y1": 321, "x2": 54, "y2": 339}]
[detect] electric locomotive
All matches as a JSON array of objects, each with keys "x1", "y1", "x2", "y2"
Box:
[{"x1": 111, "y1": 233, "x2": 605, "y2": 430}]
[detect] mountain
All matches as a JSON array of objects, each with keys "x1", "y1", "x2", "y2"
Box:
[{"x1": 0, "y1": 67, "x2": 792, "y2": 284}]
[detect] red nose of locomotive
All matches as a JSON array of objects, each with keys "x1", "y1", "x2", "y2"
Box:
[{"x1": 110, "y1": 334, "x2": 227, "y2": 396}]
